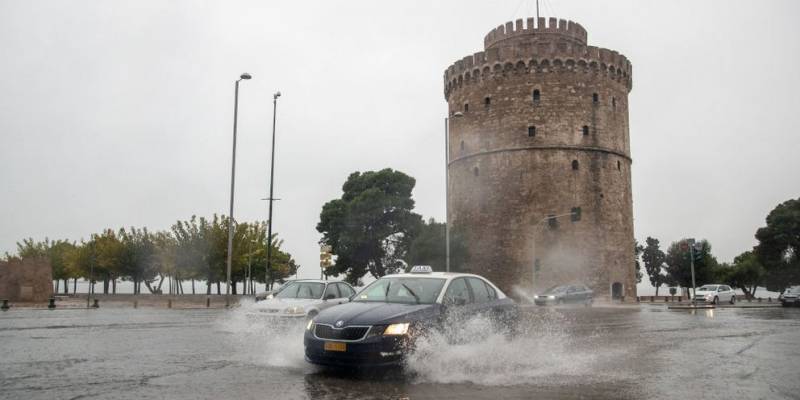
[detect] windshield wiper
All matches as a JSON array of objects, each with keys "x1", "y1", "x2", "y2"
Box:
[{"x1": 400, "y1": 283, "x2": 420, "y2": 304}]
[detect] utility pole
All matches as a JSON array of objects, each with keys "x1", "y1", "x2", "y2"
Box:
[{"x1": 265, "y1": 91, "x2": 281, "y2": 291}]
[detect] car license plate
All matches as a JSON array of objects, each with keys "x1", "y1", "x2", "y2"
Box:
[{"x1": 324, "y1": 341, "x2": 346, "y2": 352}]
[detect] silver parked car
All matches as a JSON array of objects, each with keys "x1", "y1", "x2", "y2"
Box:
[
  {"x1": 780, "y1": 286, "x2": 800, "y2": 307},
  {"x1": 254, "y1": 280, "x2": 356, "y2": 318},
  {"x1": 533, "y1": 284, "x2": 594, "y2": 306},
  {"x1": 693, "y1": 284, "x2": 736, "y2": 304}
]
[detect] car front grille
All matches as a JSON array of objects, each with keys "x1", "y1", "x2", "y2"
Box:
[{"x1": 314, "y1": 324, "x2": 370, "y2": 341}]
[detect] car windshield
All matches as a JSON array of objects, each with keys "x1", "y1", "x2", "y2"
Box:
[
  {"x1": 544, "y1": 285, "x2": 568, "y2": 294},
  {"x1": 354, "y1": 277, "x2": 446, "y2": 304},
  {"x1": 274, "y1": 282, "x2": 324, "y2": 299},
  {"x1": 698, "y1": 285, "x2": 718, "y2": 291}
]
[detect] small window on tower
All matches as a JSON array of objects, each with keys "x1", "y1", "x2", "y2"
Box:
[
  {"x1": 528, "y1": 126, "x2": 536, "y2": 137},
  {"x1": 532, "y1": 89, "x2": 541, "y2": 103},
  {"x1": 473, "y1": 166, "x2": 480, "y2": 177},
  {"x1": 592, "y1": 93, "x2": 599, "y2": 104},
  {"x1": 617, "y1": 160, "x2": 621, "y2": 170},
  {"x1": 582, "y1": 125, "x2": 589, "y2": 136},
  {"x1": 484, "y1": 97, "x2": 491, "y2": 108},
  {"x1": 460, "y1": 140, "x2": 465, "y2": 152},
  {"x1": 464, "y1": 103, "x2": 469, "y2": 112},
  {"x1": 612, "y1": 97, "x2": 616, "y2": 109},
  {"x1": 572, "y1": 160, "x2": 579, "y2": 170}
]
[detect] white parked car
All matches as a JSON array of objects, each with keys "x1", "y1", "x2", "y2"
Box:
[
  {"x1": 780, "y1": 286, "x2": 800, "y2": 307},
  {"x1": 254, "y1": 280, "x2": 356, "y2": 318},
  {"x1": 693, "y1": 284, "x2": 736, "y2": 304}
]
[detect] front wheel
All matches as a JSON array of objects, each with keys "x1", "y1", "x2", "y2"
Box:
[{"x1": 712, "y1": 296, "x2": 719, "y2": 305}]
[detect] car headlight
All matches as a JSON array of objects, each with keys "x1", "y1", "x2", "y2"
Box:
[
  {"x1": 547, "y1": 295, "x2": 556, "y2": 299},
  {"x1": 533, "y1": 295, "x2": 539, "y2": 299},
  {"x1": 306, "y1": 319, "x2": 314, "y2": 331},
  {"x1": 284, "y1": 306, "x2": 305, "y2": 315},
  {"x1": 383, "y1": 323, "x2": 410, "y2": 336}
]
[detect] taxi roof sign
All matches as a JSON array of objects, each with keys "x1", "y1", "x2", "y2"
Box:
[{"x1": 409, "y1": 265, "x2": 433, "y2": 274}]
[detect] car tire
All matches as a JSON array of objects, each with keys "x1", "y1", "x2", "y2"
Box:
[
  {"x1": 712, "y1": 296, "x2": 719, "y2": 305},
  {"x1": 730, "y1": 296, "x2": 735, "y2": 305}
]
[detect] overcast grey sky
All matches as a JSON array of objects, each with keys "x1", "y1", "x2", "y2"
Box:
[{"x1": 2, "y1": 0, "x2": 798, "y2": 288}]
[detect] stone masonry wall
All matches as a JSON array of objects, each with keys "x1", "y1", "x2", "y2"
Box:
[
  {"x1": 444, "y1": 17, "x2": 636, "y2": 299},
  {"x1": 0, "y1": 257, "x2": 54, "y2": 302}
]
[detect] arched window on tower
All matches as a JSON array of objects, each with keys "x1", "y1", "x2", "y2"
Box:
[
  {"x1": 572, "y1": 160, "x2": 579, "y2": 170},
  {"x1": 617, "y1": 160, "x2": 621, "y2": 170},
  {"x1": 528, "y1": 126, "x2": 536, "y2": 137},
  {"x1": 582, "y1": 125, "x2": 589, "y2": 136},
  {"x1": 460, "y1": 140, "x2": 465, "y2": 152},
  {"x1": 464, "y1": 103, "x2": 469, "y2": 112},
  {"x1": 473, "y1": 166, "x2": 480, "y2": 177},
  {"x1": 612, "y1": 97, "x2": 616, "y2": 110},
  {"x1": 484, "y1": 97, "x2": 491, "y2": 108},
  {"x1": 592, "y1": 93, "x2": 599, "y2": 104},
  {"x1": 532, "y1": 89, "x2": 541, "y2": 103}
]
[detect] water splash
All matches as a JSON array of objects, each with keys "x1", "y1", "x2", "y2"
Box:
[
  {"x1": 216, "y1": 298, "x2": 310, "y2": 370},
  {"x1": 405, "y1": 310, "x2": 605, "y2": 386}
]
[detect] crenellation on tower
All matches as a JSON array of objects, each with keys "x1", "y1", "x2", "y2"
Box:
[{"x1": 443, "y1": 17, "x2": 636, "y2": 300}]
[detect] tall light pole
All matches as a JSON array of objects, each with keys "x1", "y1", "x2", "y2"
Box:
[
  {"x1": 445, "y1": 111, "x2": 462, "y2": 273},
  {"x1": 265, "y1": 91, "x2": 281, "y2": 291},
  {"x1": 225, "y1": 72, "x2": 251, "y2": 306}
]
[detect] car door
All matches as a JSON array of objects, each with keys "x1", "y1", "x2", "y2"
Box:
[
  {"x1": 442, "y1": 278, "x2": 473, "y2": 321},
  {"x1": 565, "y1": 286, "x2": 579, "y2": 303}
]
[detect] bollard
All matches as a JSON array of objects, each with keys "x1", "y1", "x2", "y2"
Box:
[
  {"x1": 758, "y1": 297, "x2": 762, "y2": 303},
  {"x1": 636, "y1": 296, "x2": 640, "y2": 303},
  {"x1": 650, "y1": 296, "x2": 654, "y2": 302},
  {"x1": 167, "y1": 299, "x2": 172, "y2": 309},
  {"x1": 664, "y1": 296, "x2": 668, "y2": 302},
  {"x1": 133, "y1": 300, "x2": 138, "y2": 309},
  {"x1": 768, "y1": 297, "x2": 772, "y2": 303},
  {"x1": 225, "y1": 297, "x2": 230, "y2": 308},
  {"x1": 1, "y1": 299, "x2": 9, "y2": 311},
  {"x1": 206, "y1": 297, "x2": 211, "y2": 308},
  {"x1": 48, "y1": 298, "x2": 56, "y2": 309},
  {"x1": 92, "y1": 299, "x2": 99, "y2": 308}
]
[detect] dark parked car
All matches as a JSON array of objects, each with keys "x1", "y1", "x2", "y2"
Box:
[
  {"x1": 781, "y1": 286, "x2": 800, "y2": 307},
  {"x1": 303, "y1": 266, "x2": 518, "y2": 368},
  {"x1": 533, "y1": 284, "x2": 594, "y2": 306}
]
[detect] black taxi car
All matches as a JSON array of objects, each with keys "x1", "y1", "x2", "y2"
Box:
[{"x1": 303, "y1": 266, "x2": 517, "y2": 367}]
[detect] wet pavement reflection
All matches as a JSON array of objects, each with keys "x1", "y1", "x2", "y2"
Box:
[{"x1": 1, "y1": 303, "x2": 799, "y2": 400}]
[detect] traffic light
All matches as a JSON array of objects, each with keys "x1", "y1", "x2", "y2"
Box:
[
  {"x1": 570, "y1": 207, "x2": 582, "y2": 222},
  {"x1": 692, "y1": 242, "x2": 705, "y2": 264}
]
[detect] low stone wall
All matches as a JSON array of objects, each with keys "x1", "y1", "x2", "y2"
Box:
[{"x1": 0, "y1": 258, "x2": 53, "y2": 302}]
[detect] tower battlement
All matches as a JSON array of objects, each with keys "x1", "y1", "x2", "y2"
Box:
[{"x1": 484, "y1": 17, "x2": 587, "y2": 49}]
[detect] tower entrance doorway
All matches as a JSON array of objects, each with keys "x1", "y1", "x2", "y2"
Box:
[{"x1": 611, "y1": 282, "x2": 623, "y2": 300}]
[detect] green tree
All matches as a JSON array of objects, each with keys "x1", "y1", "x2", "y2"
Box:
[
  {"x1": 664, "y1": 239, "x2": 718, "y2": 298},
  {"x1": 754, "y1": 198, "x2": 800, "y2": 292},
  {"x1": 118, "y1": 227, "x2": 161, "y2": 294},
  {"x1": 642, "y1": 237, "x2": 667, "y2": 295},
  {"x1": 407, "y1": 219, "x2": 469, "y2": 272},
  {"x1": 716, "y1": 251, "x2": 765, "y2": 299},
  {"x1": 317, "y1": 169, "x2": 423, "y2": 285}
]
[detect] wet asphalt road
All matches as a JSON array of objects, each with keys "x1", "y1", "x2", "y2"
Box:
[{"x1": 1, "y1": 303, "x2": 799, "y2": 400}]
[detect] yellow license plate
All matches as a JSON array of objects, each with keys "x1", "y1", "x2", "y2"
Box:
[{"x1": 324, "y1": 341, "x2": 347, "y2": 352}]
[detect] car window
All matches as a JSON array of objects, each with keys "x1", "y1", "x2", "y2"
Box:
[
  {"x1": 337, "y1": 283, "x2": 354, "y2": 298},
  {"x1": 354, "y1": 277, "x2": 446, "y2": 304},
  {"x1": 467, "y1": 278, "x2": 493, "y2": 303},
  {"x1": 484, "y1": 281, "x2": 497, "y2": 300},
  {"x1": 275, "y1": 282, "x2": 324, "y2": 299},
  {"x1": 444, "y1": 278, "x2": 471, "y2": 305},
  {"x1": 324, "y1": 283, "x2": 340, "y2": 299}
]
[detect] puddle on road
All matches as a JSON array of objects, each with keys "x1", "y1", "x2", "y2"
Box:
[{"x1": 218, "y1": 300, "x2": 625, "y2": 386}]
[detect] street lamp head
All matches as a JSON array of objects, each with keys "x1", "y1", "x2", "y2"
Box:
[
  {"x1": 240, "y1": 73, "x2": 252, "y2": 80},
  {"x1": 274, "y1": 91, "x2": 281, "y2": 99},
  {"x1": 453, "y1": 111, "x2": 464, "y2": 118}
]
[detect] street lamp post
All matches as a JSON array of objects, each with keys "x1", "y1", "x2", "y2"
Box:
[
  {"x1": 265, "y1": 91, "x2": 281, "y2": 291},
  {"x1": 225, "y1": 72, "x2": 251, "y2": 307},
  {"x1": 444, "y1": 111, "x2": 462, "y2": 273}
]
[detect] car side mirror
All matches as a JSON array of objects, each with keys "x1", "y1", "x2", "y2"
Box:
[{"x1": 325, "y1": 293, "x2": 336, "y2": 300}]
